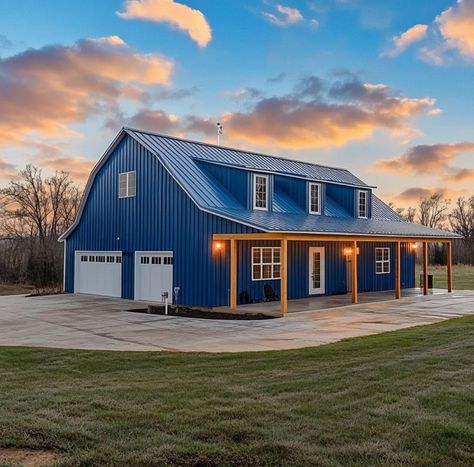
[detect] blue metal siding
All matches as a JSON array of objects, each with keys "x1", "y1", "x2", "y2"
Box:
[
  {"x1": 326, "y1": 183, "x2": 355, "y2": 217},
  {"x1": 65, "y1": 135, "x2": 258, "y2": 307},
  {"x1": 357, "y1": 242, "x2": 415, "y2": 292},
  {"x1": 65, "y1": 135, "x2": 416, "y2": 307},
  {"x1": 196, "y1": 161, "x2": 247, "y2": 207}
]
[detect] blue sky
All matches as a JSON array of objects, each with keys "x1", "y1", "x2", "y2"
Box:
[{"x1": 0, "y1": 0, "x2": 473, "y2": 207}]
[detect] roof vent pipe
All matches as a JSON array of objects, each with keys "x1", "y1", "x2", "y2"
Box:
[{"x1": 217, "y1": 122, "x2": 223, "y2": 146}]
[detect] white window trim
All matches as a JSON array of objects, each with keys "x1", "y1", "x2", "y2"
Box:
[
  {"x1": 375, "y1": 247, "x2": 390, "y2": 274},
  {"x1": 251, "y1": 246, "x2": 280, "y2": 281},
  {"x1": 308, "y1": 182, "x2": 321, "y2": 215},
  {"x1": 253, "y1": 173, "x2": 269, "y2": 211},
  {"x1": 119, "y1": 171, "x2": 136, "y2": 199},
  {"x1": 357, "y1": 189, "x2": 368, "y2": 219}
]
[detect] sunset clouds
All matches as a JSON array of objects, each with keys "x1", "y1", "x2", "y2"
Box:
[
  {"x1": 117, "y1": 0, "x2": 212, "y2": 47},
  {"x1": 375, "y1": 143, "x2": 474, "y2": 175},
  {"x1": 217, "y1": 75, "x2": 435, "y2": 149},
  {"x1": 384, "y1": 24, "x2": 428, "y2": 57},
  {"x1": 0, "y1": 36, "x2": 173, "y2": 146},
  {"x1": 120, "y1": 74, "x2": 436, "y2": 150}
]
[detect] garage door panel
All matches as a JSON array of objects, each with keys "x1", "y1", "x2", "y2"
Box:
[
  {"x1": 135, "y1": 252, "x2": 173, "y2": 303},
  {"x1": 74, "y1": 252, "x2": 122, "y2": 298}
]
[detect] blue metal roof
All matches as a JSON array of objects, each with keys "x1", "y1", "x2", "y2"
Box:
[
  {"x1": 126, "y1": 128, "x2": 371, "y2": 188},
  {"x1": 61, "y1": 128, "x2": 460, "y2": 240},
  {"x1": 124, "y1": 128, "x2": 458, "y2": 239}
]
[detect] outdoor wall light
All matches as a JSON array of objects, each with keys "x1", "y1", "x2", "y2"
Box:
[
  {"x1": 343, "y1": 247, "x2": 359, "y2": 256},
  {"x1": 213, "y1": 241, "x2": 224, "y2": 253},
  {"x1": 410, "y1": 243, "x2": 419, "y2": 252}
]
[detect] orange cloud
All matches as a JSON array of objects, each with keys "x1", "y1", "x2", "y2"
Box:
[
  {"x1": 384, "y1": 24, "x2": 428, "y2": 57},
  {"x1": 21, "y1": 142, "x2": 95, "y2": 183},
  {"x1": 117, "y1": 0, "x2": 212, "y2": 47},
  {"x1": 0, "y1": 157, "x2": 16, "y2": 180},
  {"x1": 443, "y1": 167, "x2": 474, "y2": 183},
  {"x1": 383, "y1": 187, "x2": 467, "y2": 207},
  {"x1": 436, "y1": 0, "x2": 474, "y2": 59},
  {"x1": 374, "y1": 142, "x2": 474, "y2": 174},
  {"x1": 0, "y1": 36, "x2": 173, "y2": 146}
]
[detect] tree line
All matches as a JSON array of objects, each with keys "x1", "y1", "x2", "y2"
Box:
[
  {"x1": 0, "y1": 165, "x2": 473, "y2": 291},
  {"x1": 391, "y1": 193, "x2": 474, "y2": 265}
]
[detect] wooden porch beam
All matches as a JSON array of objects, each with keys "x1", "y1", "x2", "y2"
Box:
[
  {"x1": 213, "y1": 233, "x2": 453, "y2": 244},
  {"x1": 447, "y1": 240, "x2": 453, "y2": 293},
  {"x1": 280, "y1": 238, "x2": 288, "y2": 314},
  {"x1": 230, "y1": 239, "x2": 237, "y2": 310},
  {"x1": 351, "y1": 241, "x2": 358, "y2": 304},
  {"x1": 422, "y1": 241, "x2": 428, "y2": 296},
  {"x1": 395, "y1": 241, "x2": 401, "y2": 299}
]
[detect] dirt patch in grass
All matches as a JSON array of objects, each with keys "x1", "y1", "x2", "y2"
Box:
[{"x1": 0, "y1": 448, "x2": 61, "y2": 467}]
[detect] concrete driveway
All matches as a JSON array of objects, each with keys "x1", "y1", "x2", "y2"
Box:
[{"x1": 0, "y1": 292, "x2": 473, "y2": 352}]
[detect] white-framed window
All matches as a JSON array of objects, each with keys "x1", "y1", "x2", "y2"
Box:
[
  {"x1": 309, "y1": 182, "x2": 321, "y2": 214},
  {"x1": 253, "y1": 174, "x2": 268, "y2": 210},
  {"x1": 375, "y1": 247, "x2": 390, "y2": 274},
  {"x1": 357, "y1": 190, "x2": 368, "y2": 218},
  {"x1": 252, "y1": 247, "x2": 280, "y2": 280},
  {"x1": 119, "y1": 171, "x2": 136, "y2": 198}
]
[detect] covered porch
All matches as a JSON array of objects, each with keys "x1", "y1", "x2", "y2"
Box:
[{"x1": 212, "y1": 233, "x2": 454, "y2": 314}]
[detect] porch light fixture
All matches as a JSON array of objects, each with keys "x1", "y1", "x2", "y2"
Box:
[
  {"x1": 343, "y1": 247, "x2": 360, "y2": 256},
  {"x1": 410, "y1": 243, "x2": 419, "y2": 252},
  {"x1": 213, "y1": 241, "x2": 224, "y2": 253}
]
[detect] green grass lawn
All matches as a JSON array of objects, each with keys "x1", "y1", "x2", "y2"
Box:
[
  {"x1": 1, "y1": 318, "x2": 474, "y2": 466},
  {"x1": 415, "y1": 264, "x2": 474, "y2": 290}
]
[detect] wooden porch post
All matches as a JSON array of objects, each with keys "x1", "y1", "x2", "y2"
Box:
[
  {"x1": 351, "y1": 240, "x2": 358, "y2": 304},
  {"x1": 395, "y1": 241, "x2": 401, "y2": 299},
  {"x1": 422, "y1": 241, "x2": 428, "y2": 296},
  {"x1": 281, "y1": 238, "x2": 288, "y2": 314},
  {"x1": 447, "y1": 240, "x2": 453, "y2": 293},
  {"x1": 230, "y1": 239, "x2": 237, "y2": 309}
]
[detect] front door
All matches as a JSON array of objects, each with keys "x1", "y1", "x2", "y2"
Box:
[{"x1": 309, "y1": 247, "x2": 325, "y2": 295}]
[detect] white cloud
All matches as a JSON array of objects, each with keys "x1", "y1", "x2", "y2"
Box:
[{"x1": 263, "y1": 4, "x2": 304, "y2": 26}]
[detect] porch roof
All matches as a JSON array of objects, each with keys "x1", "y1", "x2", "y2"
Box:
[{"x1": 210, "y1": 207, "x2": 459, "y2": 240}]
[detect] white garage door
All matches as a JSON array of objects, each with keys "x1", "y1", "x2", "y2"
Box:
[
  {"x1": 74, "y1": 251, "x2": 122, "y2": 298},
  {"x1": 135, "y1": 252, "x2": 173, "y2": 303}
]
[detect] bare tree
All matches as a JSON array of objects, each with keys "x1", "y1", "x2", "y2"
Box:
[
  {"x1": 449, "y1": 197, "x2": 474, "y2": 239},
  {"x1": 0, "y1": 165, "x2": 82, "y2": 289},
  {"x1": 417, "y1": 193, "x2": 450, "y2": 229},
  {"x1": 387, "y1": 202, "x2": 416, "y2": 222}
]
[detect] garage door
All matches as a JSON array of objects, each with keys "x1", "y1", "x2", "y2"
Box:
[
  {"x1": 135, "y1": 252, "x2": 173, "y2": 303},
  {"x1": 74, "y1": 251, "x2": 122, "y2": 298}
]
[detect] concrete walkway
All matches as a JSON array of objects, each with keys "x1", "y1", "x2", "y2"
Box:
[{"x1": 0, "y1": 292, "x2": 473, "y2": 352}]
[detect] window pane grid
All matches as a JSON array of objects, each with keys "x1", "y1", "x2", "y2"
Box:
[
  {"x1": 358, "y1": 190, "x2": 368, "y2": 218},
  {"x1": 254, "y1": 175, "x2": 268, "y2": 210},
  {"x1": 119, "y1": 171, "x2": 136, "y2": 198},
  {"x1": 309, "y1": 183, "x2": 320, "y2": 214},
  {"x1": 375, "y1": 248, "x2": 390, "y2": 274},
  {"x1": 252, "y1": 247, "x2": 281, "y2": 280}
]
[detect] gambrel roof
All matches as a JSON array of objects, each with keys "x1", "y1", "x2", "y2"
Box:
[{"x1": 60, "y1": 128, "x2": 460, "y2": 240}]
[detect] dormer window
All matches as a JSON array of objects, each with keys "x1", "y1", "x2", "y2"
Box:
[
  {"x1": 253, "y1": 174, "x2": 268, "y2": 210},
  {"x1": 309, "y1": 182, "x2": 321, "y2": 215},
  {"x1": 357, "y1": 190, "x2": 368, "y2": 218}
]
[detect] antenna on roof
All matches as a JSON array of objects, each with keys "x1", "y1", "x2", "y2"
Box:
[{"x1": 217, "y1": 122, "x2": 223, "y2": 146}]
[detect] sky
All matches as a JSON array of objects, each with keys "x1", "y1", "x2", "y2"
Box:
[{"x1": 0, "y1": 0, "x2": 473, "y2": 208}]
